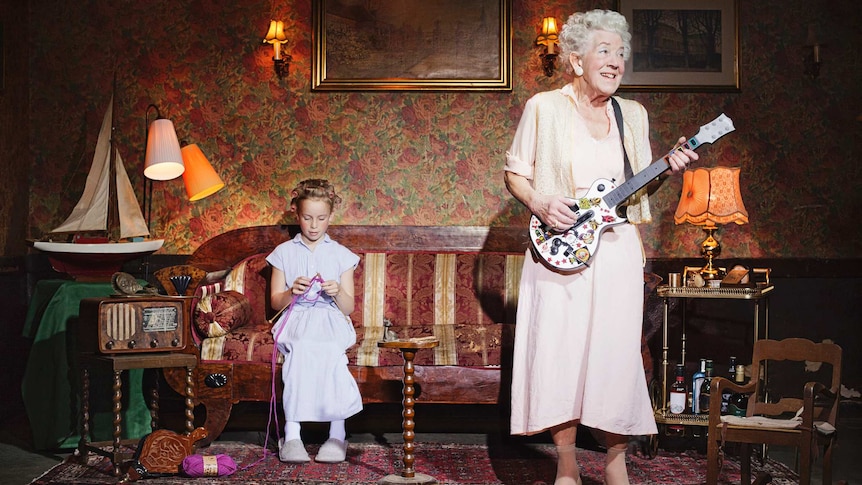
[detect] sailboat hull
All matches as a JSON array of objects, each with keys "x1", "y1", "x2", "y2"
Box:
[{"x1": 33, "y1": 239, "x2": 164, "y2": 281}]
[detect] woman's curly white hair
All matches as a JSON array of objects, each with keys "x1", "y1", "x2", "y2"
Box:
[{"x1": 558, "y1": 9, "x2": 632, "y2": 74}]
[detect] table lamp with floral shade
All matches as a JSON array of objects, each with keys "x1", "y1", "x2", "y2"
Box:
[{"x1": 674, "y1": 166, "x2": 749, "y2": 281}]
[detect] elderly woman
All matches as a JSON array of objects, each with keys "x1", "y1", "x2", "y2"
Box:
[{"x1": 504, "y1": 9, "x2": 698, "y2": 485}]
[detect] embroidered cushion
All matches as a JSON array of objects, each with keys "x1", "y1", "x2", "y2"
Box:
[{"x1": 194, "y1": 290, "x2": 253, "y2": 338}]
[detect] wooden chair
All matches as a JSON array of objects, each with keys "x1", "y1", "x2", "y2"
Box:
[{"x1": 706, "y1": 338, "x2": 841, "y2": 485}]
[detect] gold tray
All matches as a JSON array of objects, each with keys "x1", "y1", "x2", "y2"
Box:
[
  {"x1": 657, "y1": 284, "x2": 773, "y2": 300},
  {"x1": 654, "y1": 409, "x2": 710, "y2": 426}
]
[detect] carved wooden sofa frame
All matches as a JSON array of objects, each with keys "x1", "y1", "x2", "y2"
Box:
[{"x1": 159, "y1": 225, "x2": 661, "y2": 446}]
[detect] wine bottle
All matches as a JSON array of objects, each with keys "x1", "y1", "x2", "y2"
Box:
[
  {"x1": 692, "y1": 359, "x2": 706, "y2": 414},
  {"x1": 698, "y1": 359, "x2": 713, "y2": 414},
  {"x1": 728, "y1": 364, "x2": 750, "y2": 416},
  {"x1": 669, "y1": 363, "x2": 687, "y2": 414},
  {"x1": 720, "y1": 356, "x2": 737, "y2": 414}
]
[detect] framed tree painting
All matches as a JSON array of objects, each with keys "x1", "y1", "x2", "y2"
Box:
[
  {"x1": 312, "y1": 0, "x2": 512, "y2": 91},
  {"x1": 617, "y1": 0, "x2": 739, "y2": 92}
]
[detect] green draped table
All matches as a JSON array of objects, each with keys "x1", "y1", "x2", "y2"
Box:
[{"x1": 22, "y1": 280, "x2": 150, "y2": 450}]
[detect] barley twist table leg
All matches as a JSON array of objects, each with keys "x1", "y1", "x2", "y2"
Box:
[
  {"x1": 111, "y1": 369, "x2": 123, "y2": 476},
  {"x1": 184, "y1": 366, "x2": 195, "y2": 434},
  {"x1": 377, "y1": 340, "x2": 438, "y2": 485},
  {"x1": 75, "y1": 367, "x2": 91, "y2": 462}
]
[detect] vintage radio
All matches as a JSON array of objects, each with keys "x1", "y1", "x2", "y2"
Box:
[{"x1": 79, "y1": 296, "x2": 191, "y2": 354}]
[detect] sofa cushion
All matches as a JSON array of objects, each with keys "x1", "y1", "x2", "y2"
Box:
[{"x1": 194, "y1": 290, "x2": 253, "y2": 338}]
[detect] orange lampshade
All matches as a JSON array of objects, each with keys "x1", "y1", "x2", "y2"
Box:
[
  {"x1": 181, "y1": 144, "x2": 225, "y2": 201},
  {"x1": 674, "y1": 167, "x2": 749, "y2": 227}
]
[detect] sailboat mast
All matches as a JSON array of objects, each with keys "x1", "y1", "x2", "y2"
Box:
[{"x1": 107, "y1": 79, "x2": 120, "y2": 241}]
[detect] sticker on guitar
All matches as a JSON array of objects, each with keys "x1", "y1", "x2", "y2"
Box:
[{"x1": 530, "y1": 113, "x2": 735, "y2": 272}]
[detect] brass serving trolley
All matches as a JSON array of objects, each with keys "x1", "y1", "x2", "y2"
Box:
[{"x1": 650, "y1": 279, "x2": 774, "y2": 453}]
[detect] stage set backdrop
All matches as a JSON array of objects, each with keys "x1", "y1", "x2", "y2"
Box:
[{"x1": 6, "y1": 0, "x2": 861, "y2": 257}]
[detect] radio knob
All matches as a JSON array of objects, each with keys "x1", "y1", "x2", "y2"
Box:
[
  {"x1": 128, "y1": 340, "x2": 137, "y2": 349},
  {"x1": 106, "y1": 341, "x2": 114, "y2": 350},
  {"x1": 150, "y1": 339, "x2": 159, "y2": 348},
  {"x1": 171, "y1": 338, "x2": 180, "y2": 347}
]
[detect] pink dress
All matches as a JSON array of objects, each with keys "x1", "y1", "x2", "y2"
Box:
[{"x1": 505, "y1": 86, "x2": 657, "y2": 437}]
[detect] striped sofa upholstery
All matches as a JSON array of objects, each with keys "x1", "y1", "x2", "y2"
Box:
[{"x1": 191, "y1": 250, "x2": 524, "y2": 369}]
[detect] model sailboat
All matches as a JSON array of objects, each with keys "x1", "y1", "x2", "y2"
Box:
[{"x1": 32, "y1": 96, "x2": 164, "y2": 280}]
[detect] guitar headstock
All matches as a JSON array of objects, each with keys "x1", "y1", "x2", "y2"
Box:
[{"x1": 694, "y1": 113, "x2": 735, "y2": 145}]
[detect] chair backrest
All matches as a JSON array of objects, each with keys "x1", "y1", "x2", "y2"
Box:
[{"x1": 747, "y1": 338, "x2": 842, "y2": 425}]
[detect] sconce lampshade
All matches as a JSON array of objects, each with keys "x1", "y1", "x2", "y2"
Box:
[
  {"x1": 181, "y1": 144, "x2": 225, "y2": 201},
  {"x1": 263, "y1": 20, "x2": 288, "y2": 60},
  {"x1": 674, "y1": 166, "x2": 749, "y2": 227},
  {"x1": 144, "y1": 118, "x2": 184, "y2": 181},
  {"x1": 537, "y1": 17, "x2": 559, "y2": 54}
]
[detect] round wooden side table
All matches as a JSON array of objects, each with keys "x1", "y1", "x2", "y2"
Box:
[{"x1": 377, "y1": 338, "x2": 439, "y2": 485}]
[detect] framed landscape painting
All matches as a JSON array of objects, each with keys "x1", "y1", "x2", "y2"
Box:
[
  {"x1": 617, "y1": 0, "x2": 739, "y2": 92},
  {"x1": 312, "y1": 0, "x2": 512, "y2": 91}
]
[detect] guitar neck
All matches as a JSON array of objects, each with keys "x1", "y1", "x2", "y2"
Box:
[{"x1": 603, "y1": 135, "x2": 702, "y2": 208}]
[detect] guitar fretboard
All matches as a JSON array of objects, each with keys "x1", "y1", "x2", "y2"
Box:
[{"x1": 603, "y1": 137, "x2": 702, "y2": 208}]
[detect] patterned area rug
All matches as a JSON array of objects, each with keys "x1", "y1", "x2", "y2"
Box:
[{"x1": 30, "y1": 440, "x2": 799, "y2": 485}]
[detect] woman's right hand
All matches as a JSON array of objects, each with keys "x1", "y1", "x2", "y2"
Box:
[{"x1": 531, "y1": 194, "x2": 578, "y2": 231}]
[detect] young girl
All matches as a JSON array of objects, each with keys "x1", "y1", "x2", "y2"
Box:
[{"x1": 266, "y1": 179, "x2": 362, "y2": 463}]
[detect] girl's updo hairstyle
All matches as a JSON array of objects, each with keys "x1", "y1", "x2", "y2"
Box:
[
  {"x1": 289, "y1": 178, "x2": 342, "y2": 213},
  {"x1": 558, "y1": 9, "x2": 632, "y2": 74}
]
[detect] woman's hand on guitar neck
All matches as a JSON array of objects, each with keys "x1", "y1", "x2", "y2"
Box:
[
  {"x1": 666, "y1": 136, "x2": 699, "y2": 173},
  {"x1": 530, "y1": 193, "x2": 578, "y2": 231}
]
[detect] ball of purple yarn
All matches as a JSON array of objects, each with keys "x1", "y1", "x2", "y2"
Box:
[{"x1": 182, "y1": 454, "x2": 238, "y2": 477}]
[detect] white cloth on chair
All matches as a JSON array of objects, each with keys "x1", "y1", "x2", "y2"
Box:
[{"x1": 720, "y1": 407, "x2": 835, "y2": 435}]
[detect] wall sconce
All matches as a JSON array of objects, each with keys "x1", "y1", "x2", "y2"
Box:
[
  {"x1": 263, "y1": 19, "x2": 291, "y2": 78},
  {"x1": 674, "y1": 167, "x2": 749, "y2": 281},
  {"x1": 536, "y1": 17, "x2": 559, "y2": 77},
  {"x1": 804, "y1": 24, "x2": 822, "y2": 79}
]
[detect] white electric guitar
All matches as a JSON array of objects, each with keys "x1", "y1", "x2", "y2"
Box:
[{"x1": 530, "y1": 113, "x2": 735, "y2": 272}]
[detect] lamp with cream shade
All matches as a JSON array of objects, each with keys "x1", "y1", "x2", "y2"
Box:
[
  {"x1": 144, "y1": 117, "x2": 184, "y2": 181},
  {"x1": 674, "y1": 166, "x2": 749, "y2": 280}
]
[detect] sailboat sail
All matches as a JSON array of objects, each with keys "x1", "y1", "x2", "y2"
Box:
[
  {"x1": 116, "y1": 151, "x2": 150, "y2": 238},
  {"x1": 51, "y1": 96, "x2": 150, "y2": 239}
]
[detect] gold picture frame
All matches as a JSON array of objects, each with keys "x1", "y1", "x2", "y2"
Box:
[
  {"x1": 312, "y1": 0, "x2": 512, "y2": 91},
  {"x1": 617, "y1": 0, "x2": 740, "y2": 92}
]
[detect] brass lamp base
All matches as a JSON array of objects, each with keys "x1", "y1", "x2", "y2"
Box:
[{"x1": 699, "y1": 225, "x2": 724, "y2": 280}]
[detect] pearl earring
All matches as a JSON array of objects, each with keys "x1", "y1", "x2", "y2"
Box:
[{"x1": 574, "y1": 65, "x2": 584, "y2": 76}]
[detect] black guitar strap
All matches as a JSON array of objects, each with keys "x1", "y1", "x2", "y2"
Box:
[{"x1": 610, "y1": 97, "x2": 635, "y2": 182}]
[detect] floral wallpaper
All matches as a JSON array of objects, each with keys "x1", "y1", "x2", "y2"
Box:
[{"x1": 23, "y1": 0, "x2": 862, "y2": 258}]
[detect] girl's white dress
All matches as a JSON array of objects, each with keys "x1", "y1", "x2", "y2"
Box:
[
  {"x1": 505, "y1": 86, "x2": 658, "y2": 437},
  {"x1": 267, "y1": 234, "x2": 363, "y2": 422}
]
